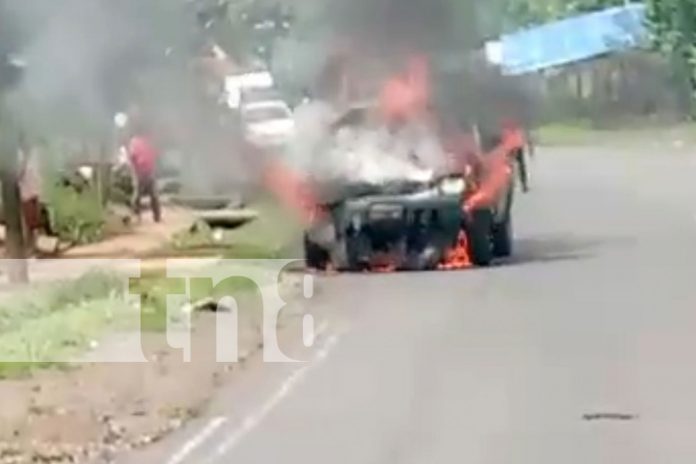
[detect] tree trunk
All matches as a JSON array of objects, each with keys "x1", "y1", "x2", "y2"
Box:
[
  {"x1": 0, "y1": 163, "x2": 28, "y2": 283},
  {"x1": 98, "y1": 142, "x2": 111, "y2": 207}
]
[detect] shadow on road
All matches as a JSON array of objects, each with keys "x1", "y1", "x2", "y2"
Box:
[{"x1": 503, "y1": 234, "x2": 606, "y2": 266}]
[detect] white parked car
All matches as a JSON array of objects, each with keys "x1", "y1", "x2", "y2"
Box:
[
  {"x1": 224, "y1": 71, "x2": 274, "y2": 109},
  {"x1": 241, "y1": 100, "x2": 295, "y2": 147}
]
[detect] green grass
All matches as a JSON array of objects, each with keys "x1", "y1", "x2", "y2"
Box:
[
  {"x1": 161, "y1": 198, "x2": 304, "y2": 260},
  {"x1": 0, "y1": 265, "x2": 267, "y2": 378},
  {"x1": 537, "y1": 119, "x2": 696, "y2": 148},
  {"x1": 130, "y1": 265, "x2": 266, "y2": 333},
  {"x1": 225, "y1": 199, "x2": 303, "y2": 256},
  {"x1": 0, "y1": 271, "x2": 127, "y2": 378},
  {"x1": 0, "y1": 299, "x2": 125, "y2": 378},
  {"x1": 536, "y1": 120, "x2": 595, "y2": 146},
  {"x1": 0, "y1": 271, "x2": 123, "y2": 334},
  {"x1": 0, "y1": 198, "x2": 303, "y2": 378}
]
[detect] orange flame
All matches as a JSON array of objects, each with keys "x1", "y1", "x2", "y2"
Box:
[
  {"x1": 262, "y1": 159, "x2": 320, "y2": 225},
  {"x1": 463, "y1": 128, "x2": 523, "y2": 213},
  {"x1": 438, "y1": 231, "x2": 472, "y2": 270},
  {"x1": 379, "y1": 55, "x2": 430, "y2": 123},
  {"x1": 371, "y1": 263, "x2": 398, "y2": 273}
]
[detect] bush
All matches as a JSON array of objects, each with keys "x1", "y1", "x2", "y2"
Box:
[{"x1": 46, "y1": 183, "x2": 106, "y2": 245}]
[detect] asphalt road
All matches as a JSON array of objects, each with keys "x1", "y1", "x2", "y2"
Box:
[{"x1": 135, "y1": 145, "x2": 696, "y2": 463}]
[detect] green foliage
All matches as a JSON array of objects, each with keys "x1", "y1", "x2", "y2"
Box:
[
  {"x1": 46, "y1": 183, "x2": 106, "y2": 245},
  {"x1": 502, "y1": 0, "x2": 627, "y2": 30},
  {"x1": 646, "y1": 0, "x2": 696, "y2": 111},
  {"x1": 0, "y1": 270, "x2": 123, "y2": 334},
  {"x1": 0, "y1": 270, "x2": 125, "y2": 378}
]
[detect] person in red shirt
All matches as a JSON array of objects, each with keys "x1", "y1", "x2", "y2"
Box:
[{"x1": 128, "y1": 124, "x2": 162, "y2": 223}]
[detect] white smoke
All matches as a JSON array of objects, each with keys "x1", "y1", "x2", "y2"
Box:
[{"x1": 289, "y1": 101, "x2": 451, "y2": 186}]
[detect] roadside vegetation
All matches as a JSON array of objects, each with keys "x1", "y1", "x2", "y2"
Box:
[
  {"x1": 0, "y1": 271, "x2": 124, "y2": 378},
  {"x1": 0, "y1": 196, "x2": 299, "y2": 378},
  {"x1": 537, "y1": 120, "x2": 696, "y2": 148},
  {"x1": 160, "y1": 198, "x2": 303, "y2": 260}
]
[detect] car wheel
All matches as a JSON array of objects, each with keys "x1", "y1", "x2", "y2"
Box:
[
  {"x1": 492, "y1": 214, "x2": 513, "y2": 257},
  {"x1": 467, "y1": 210, "x2": 493, "y2": 267},
  {"x1": 304, "y1": 234, "x2": 330, "y2": 270}
]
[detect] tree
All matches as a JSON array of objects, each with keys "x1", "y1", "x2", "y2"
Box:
[
  {"x1": 645, "y1": 0, "x2": 696, "y2": 113},
  {"x1": 0, "y1": 1, "x2": 29, "y2": 282},
  {"x1": 501, "y1": 0, "x2": 627, "y2": 31},
  {"x1": 0, "y1": 0, "x2": 210, "y2": 283}
]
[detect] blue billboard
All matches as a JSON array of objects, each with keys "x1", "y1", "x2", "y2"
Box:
[{"x1": 500, "y1": 4, "x2": 648, "y2": 75}]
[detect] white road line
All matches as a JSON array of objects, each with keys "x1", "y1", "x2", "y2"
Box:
[
  {"x1": 212, "y1": 333, "x2": 341, "y2": 459},
  {"x1": 165, "y1": 319, "x2": 335, "y2": 464},
  {"x1": 166, "y1": 416, "x2": 228, "y2": 464}
]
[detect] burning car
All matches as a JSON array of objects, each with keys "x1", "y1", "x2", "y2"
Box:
[
  {"x1": 300, "y1": 104, "x2": 516, "y2": 271},
  {"x1": 261, "y1": 54, "x2": 525, "y2": 272}
]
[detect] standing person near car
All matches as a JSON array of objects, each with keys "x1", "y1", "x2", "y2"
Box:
[{"x1": 128, "y1": 123, "x2": 162, "y2": 223}]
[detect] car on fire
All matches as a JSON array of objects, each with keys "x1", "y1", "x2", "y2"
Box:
[{"x1": 302, "y1": 105, "x2": 516, "y2": 272}]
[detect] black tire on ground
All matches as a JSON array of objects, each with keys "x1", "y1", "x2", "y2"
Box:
[
  {"x1": 467, "y1": 210, "x2": 493, "y2": 267},
  {"x1": 492, "y1": 214, "x2": 513, "y2": 257},
  {"x1": 304, "y1": 234, "x2": 330, "y2": 270}
]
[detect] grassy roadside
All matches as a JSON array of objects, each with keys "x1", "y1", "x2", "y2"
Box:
[
  {"x1": 536, "y1": 120, "x2": 595, "y2": 146},
  {"x1": 0, "y1": 198, "x2": 302, "y2": 378},
  {"x1": 158, "y1": 198, "x2": 304, "y2": 260},
  {"x1": 537, "y1": 120, "x2": 696, "y2": 148},
  {"x1": 0, "y1": 271, "x2": 127, "y2": 378}
]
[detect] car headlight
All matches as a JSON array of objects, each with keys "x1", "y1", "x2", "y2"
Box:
[{"x1": 438, "y1": 177, "x2": 466, "y2": 195}]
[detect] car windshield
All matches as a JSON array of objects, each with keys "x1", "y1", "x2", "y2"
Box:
[{"x1": 243, "y1": 106, "x2": 290, "y2": 123}]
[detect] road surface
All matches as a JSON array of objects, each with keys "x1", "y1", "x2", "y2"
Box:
[{"x1": 127, "y1": 145, "x2": 696, "y2": 463}]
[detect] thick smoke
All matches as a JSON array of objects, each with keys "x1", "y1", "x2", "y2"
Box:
[
  {"x1": 1, "y1": 1, "x2": 195, "y2": 135},
  {"x1": 0, "y1": 0, "x2": 246, "y2": 195},
  {"x1": 286, "y1": 0, "x2": 501, "y2": 188},
  {"x1": 322, "y1": 0, "x2": 479, "y2": 61}
]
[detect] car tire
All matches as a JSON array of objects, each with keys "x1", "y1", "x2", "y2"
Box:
[
  {"x1": 492, "y1": 214, "x2": 513, "y2": 257},
  {"x1": 304, "y1": 234, "x2": 330, "y2": 270},
  {"x1": 467, "y1": 210, "x2": 493, "y2": 267}
]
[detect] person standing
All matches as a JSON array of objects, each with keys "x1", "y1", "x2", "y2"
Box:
[{"x1": 128, "y1": 124, "x2": 162, "y2": 223}]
